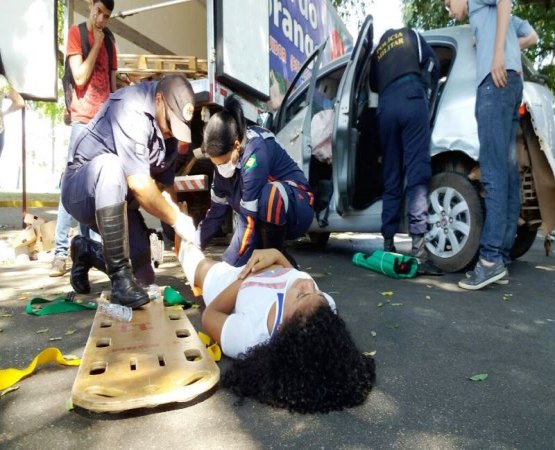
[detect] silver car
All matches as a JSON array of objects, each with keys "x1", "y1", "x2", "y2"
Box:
[{"x1": 268, "y1": 16, "x2": 555, "y2": 272}]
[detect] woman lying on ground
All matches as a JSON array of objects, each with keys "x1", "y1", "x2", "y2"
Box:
[{"x1": 174, "y1": 209, "x2": 376, "y2": 413}]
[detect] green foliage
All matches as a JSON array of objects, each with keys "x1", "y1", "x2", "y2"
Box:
[
  {"x1": 330, "y1": 0, "x2": 374, "y2": 33},
  {"x1": 400, "y1": 0, "x2": 555, "y2": 90},
  {"x1": 30, "y1": 0, "x2": 65, "y2": 123}
]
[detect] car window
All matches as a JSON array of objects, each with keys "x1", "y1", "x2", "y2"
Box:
[
  {"x1": 313, "y1": 67, "x2": 344, "y2": 113},
  {"x1": 284, "y1": 83, "x2": 310, "y2": 123},
  {"x1": 429, "y1": 44, "x2": 456, "y2": 126}
]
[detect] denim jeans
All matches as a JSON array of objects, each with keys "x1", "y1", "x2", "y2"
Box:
[
  {"x1": 54, "y1": 122, "x2": 89, "y2": 258},
  {"x1": 475, "y1": 72, "x2": 523, "y2": 265}
]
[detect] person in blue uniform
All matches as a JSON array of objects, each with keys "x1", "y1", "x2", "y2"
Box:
[
  {"x1": 197, "y1": 94, "x2": 314, "y2": 267},
  {"x1": 369, "y1": 27, "x2": 442, "y2": 275},
  {"x1": 61, "y1": 74, "x2": 196, "y2": 308}
]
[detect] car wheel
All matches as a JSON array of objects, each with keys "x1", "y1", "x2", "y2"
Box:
[
  {"x1": 510, "y1": 224, "x2": 538, "y2": 259},
  {"x1": 308, "y1": 232, "x2": 330, "y2": 245},
  {"x1": 426, "y1": 172, "x2": 483, "y2": 272}
]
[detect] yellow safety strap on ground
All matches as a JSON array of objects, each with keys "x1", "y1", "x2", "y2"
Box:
[
  {"x1": 198, "y1": 331, "x2": 222, "y2": 362},
  {"x1": 0, "y1": 348, "x2": 81, "y2": 391}
]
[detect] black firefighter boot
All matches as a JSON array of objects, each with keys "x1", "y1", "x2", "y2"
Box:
[
  {"x1": 383, "y1": 237, "x2": 397, "y2": 253},
  {"x1": 260, "y1": 222, "x2": 299, "y2": 269},
  {"x1": 411, "y1": 234, "x2": 443, "y2": 276},
  {"x1": 96, "y1": 202, "x2": 150, "y2": 309},
  {"x1": 70, "y1": 235, "x2": 107, "y2": 294}
]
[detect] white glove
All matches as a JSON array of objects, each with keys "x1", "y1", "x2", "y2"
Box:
[{"x1": 173, "y1": 212, "x2": 196, "y2": 242}]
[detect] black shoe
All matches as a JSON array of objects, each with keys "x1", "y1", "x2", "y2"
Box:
[
  {"x1": 417, "y1": 259, "x2": 443, "y2": 276},
  {"x1": 96, "y1": 202, "x2": 149, "y2": 309},
  {"x1": 411, "y1": 234, "x2": 443, "y2": 276},
  {"x1": 70, "y1": 236, "x2": 106, "y2": 294},
  {"x1": 259, "y1": 222, "x2": 299, "y2": 269},
  {"x1": 383, "y1": 237, "x2": 396, "y2": 253}
]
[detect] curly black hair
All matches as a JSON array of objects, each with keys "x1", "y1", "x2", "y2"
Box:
[{"x1": 221, "y1": 304, "x2": 376, "y2": 414}]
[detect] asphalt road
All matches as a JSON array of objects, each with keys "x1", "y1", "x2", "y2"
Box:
[{"x1": 1, "y1": 209, "x2": 554, "y2": 449}]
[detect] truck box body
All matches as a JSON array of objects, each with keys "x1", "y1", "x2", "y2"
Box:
[{"x1": 67, "y1": 0, "x2": 352, "y2": 119}]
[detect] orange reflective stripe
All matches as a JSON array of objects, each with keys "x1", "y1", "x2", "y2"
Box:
[
  {"x1": 266, "y1": 185, "x2": 277, "y2": 223},
  {"x1": 275, "y1": 195, "x2": 283, "y2": 224},
  {"x1": 238, "y1": 216, "x2": 255, "y2": 256}
]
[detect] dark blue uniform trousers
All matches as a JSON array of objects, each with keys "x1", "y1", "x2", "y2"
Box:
[
  {"x1": 224, "y1": 181, "x2": 314, "y2": 266},
  {"x1": 61, "y1": 154, "x2": 154, "y2": 284},
  {"x1": 377, "y1": 80, "x2": 432, "y2": 239}
]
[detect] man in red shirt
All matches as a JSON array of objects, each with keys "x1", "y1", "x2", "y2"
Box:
[{"x1": 50, "y1": 0, "x2": 117, "y2": 284}]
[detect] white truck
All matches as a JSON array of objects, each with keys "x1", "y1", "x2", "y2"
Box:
[{"x1": 1, "y1": 0, "x2": 351, "y2": 220}]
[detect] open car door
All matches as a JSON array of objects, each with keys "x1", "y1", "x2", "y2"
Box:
[
  {"x1": 272, "y1": 43, "x2": 327, "y2": 171},
  {"x1": 332, "y1": 15, "x2": 374, "y2": 215},
  {"x1": 274, "y1": 44, "x2": 326, "y2": 133}
]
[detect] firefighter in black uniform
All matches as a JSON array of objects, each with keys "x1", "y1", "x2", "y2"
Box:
[{"x1": 370, "y1": 27, "x2": 442, "y2": 275}]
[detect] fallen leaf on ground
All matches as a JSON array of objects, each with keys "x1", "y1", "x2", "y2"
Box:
[
  {"x1": 66, "y1": 397, "x2": 74, "y2": 411},
  {"x1": 363, "y1": 351, "x2": 377, "y2": 357},
  {"x1": 380, "y1": 291, "x2": 394, "y2": 297},
  {"x1": 63, "y1": 354, "x2": 80, "y2": 361},
  {"x1": 426, "y1": 295, "x2": 431, "y2": 300},
  {"x1": 377, "y1": 302, "x2": 385, "y2": 308},
  {"x1": 0, "y1": 313, "x2": 13, "y2": 318},
  {"x1": 469, "y1": 373, "x2": 488, "y2": 382},
  {"x1": 390, "y1": 303, "x2": 404, "y2": 307},
  {"x1": 36, "y1": 328, "x2": 49, "y2": 334},
  {"x1": 0, "y1": 386, "x2": 20, "y2": 397},
  {"x1": 191, "y1": 304, "x2": 200, "y2": 309},
  {"x1": 387, "y1": 324, "x2": 400, "y2": 329},
  {"x1": 65, "y1": 329, "x2": 76, "y2": 335},
  {"x1": 48, "y1": 337, "x2": 62, "y2": 341},
  {"x1": 370, "y1": 330, "x2": 377, "y2": 337}
]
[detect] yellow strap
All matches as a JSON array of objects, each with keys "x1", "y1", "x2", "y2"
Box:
[
  {"x1": 197, "y1": 331, "x2": 222, "y2": 362},
  {"x1": 0, "y1": 347, "x2": 81, "y2": 391}
]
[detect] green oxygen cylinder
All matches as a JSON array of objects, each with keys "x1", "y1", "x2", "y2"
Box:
[{"x1": 352, "y1": 250, "x2": 419, "y2": 279}]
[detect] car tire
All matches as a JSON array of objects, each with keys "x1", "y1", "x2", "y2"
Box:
[
  {"x1": 308, "y1": 232, "x2": 331, "y2": 245},
  {"x1": 426, "y1": 172, "x2": 483, "y2": 272},
  {"x1": 510, "y1": 224, "x2": 538, "y2": 259}
]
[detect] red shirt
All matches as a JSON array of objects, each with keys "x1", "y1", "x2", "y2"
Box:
[{"x1": 66, "y1": 24, "x2": 117, "y2": 123}]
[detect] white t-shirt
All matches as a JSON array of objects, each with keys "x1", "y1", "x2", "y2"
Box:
[{"x1": 202, "y1": 262, "x2": 336, "y2": 359}]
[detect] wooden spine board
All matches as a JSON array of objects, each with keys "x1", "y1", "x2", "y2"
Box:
[{"x1": 71, "y1": 302, "x2": 220, "y2": 413}]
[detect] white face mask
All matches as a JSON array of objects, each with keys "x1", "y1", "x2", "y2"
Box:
[{"x1": 216, "y1": 159, "x2": 237, "y2": 178}]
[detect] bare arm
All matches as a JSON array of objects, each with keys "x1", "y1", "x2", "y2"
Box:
[
  {"x1": 491, "y1": 0, "x2": 511, "y2": 88},
  {"x1": 519, "y1": 29, "x2": 538, "y2": 50},
  {"x1": 68, "y1": 27, "x2": 104, "y2": 88},
  {"x1": 238, "y1": 248, "x2": 292, "y2": 279},
  {"x1": 127, "y1": 173, "x2": 178, "y2": 225},
  {"x1": 3, "y1": 87, "x2": 25, "y2": 115},
  {"x1": 202, "y1": 279, "x2": 243, "y2": 343}
]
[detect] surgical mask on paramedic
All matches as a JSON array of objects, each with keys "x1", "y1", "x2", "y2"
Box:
[{"x1": 217, "y1": 159, "x2": 237, "y2": 178}]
